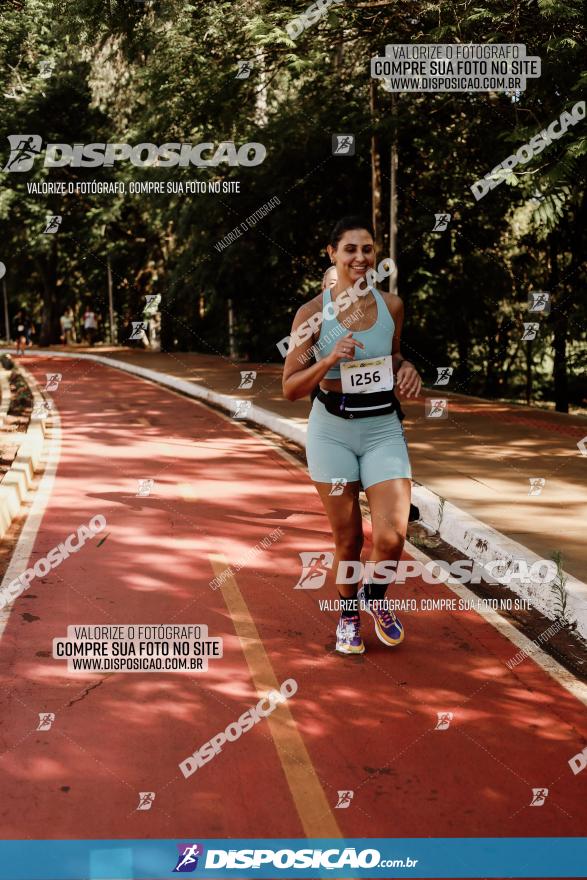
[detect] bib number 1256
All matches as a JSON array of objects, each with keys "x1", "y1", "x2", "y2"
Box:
[{"x1": 340, "y1": 355, "x2": 394, "y2": 394}]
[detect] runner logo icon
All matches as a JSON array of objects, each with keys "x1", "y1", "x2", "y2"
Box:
[
  {"x1": 528, "y1": 477, "x2": 545, "y2": 496},
  {"x1": 434, "y1": 367, "x2": 453, "y2": 386},
  {"x1": 238, "y1": 370, "x2": 256, "y2": 389},
  {"x1": 144, "y1": 294, "x2": 161, "y2": 316},
  {"x1": 329, "y1": 477, "x2": 347, "y2": 496},
  {"x1": 335, "y1": 790, "x2": 354, "y2": 809},
  {"x1": 332, "y1": 134, "x2": 355, "y2": 155},
  {"x1": 38, "y1": 60, "x2": 55, "y2": 79},
  {"x1": 435, "y1": 712, "x2": 453, "y2": 730},
  {"x1": 236, "y1": 60, "x2": 253, "y2": 79},
  {"x1": 530, "y1": 788, "x2": 548, "y2": 806},
  {"x1": 173, "y1": 843, "x2": 204, "y2": 872},
  {"x1": 129, "y1": 321, "x2": 148, "y2": 341},
  {"x1": 136, "y1": 791, "x2": 155, "y2": 810},
  {"x1": 528, "y1": 291, "x2": 550, "y2": 314},
  {"x1": 37, "y1": 712, "x2": 55, "y2": 731},
  {"x1": 433, "y1": 213, "x2": 451, "y2": 231},
  {"x1": 426, "y1": 398, "x2": 448, "y2": 419},
  {"x1": 45, "y1": 373, "x2": 62, "y2": 392},
  {"x1": 3, "y1": 134, "x2": 43, "y2": 171},
  {"x1": 522, "y1": 322, "x2": 539, "y2": 341},
  {"x1": 32, "y1": 400, "x2": 54, "y2": 419},
  {"x1": 137, "y1": 479, "x2": 154, "y2": 497},
  {"x1": 232, "y1": 400, "x2": 252, "y2": 419},
  {"x1": 293, "y1": 552, "x2": 334, "y2": 589},
  {"x1": 43, "y1": 214, "x2": 62, "y2": 234}
]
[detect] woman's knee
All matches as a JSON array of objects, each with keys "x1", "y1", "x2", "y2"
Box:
[
  {"x1": 333, "y1": 529, "x2": 364, "y2": 558},
  {"x1": 373, "y1": 528, "x2": 405, "y2": 559}
]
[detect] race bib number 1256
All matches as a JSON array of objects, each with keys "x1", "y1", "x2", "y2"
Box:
[{"x1": 340, "y1": 355, "x2": 394, "y2": 394}]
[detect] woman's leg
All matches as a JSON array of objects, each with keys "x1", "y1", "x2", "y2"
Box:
[
  {"x1": 312, "y1": 480, "x2": 364, "y2": 600},
  {"x1": 364, "y1": 478, "x2": 411, "y2": 574},
  {"x1": 313, "y1": 480, "x2": 366, "y2": 654},
  {"x1": 361, "y1": 478, "x2": 411, "y2": 646},
  {"x1": 306, "y1": 401, "x2": 366, "y2": 652}
]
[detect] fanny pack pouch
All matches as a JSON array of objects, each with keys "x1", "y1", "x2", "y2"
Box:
[{"x1": 317, "y1": 389, "x2": 405, "y2": 421}]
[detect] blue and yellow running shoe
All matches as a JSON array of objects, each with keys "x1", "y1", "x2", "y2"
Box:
[{"x1": 358, "y1": 586, "x2": 404, "y2": 646}]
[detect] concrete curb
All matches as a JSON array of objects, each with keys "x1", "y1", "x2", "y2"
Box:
[
  {"x1": 0, "y1": 371, "x2": 11, "y2": 428},
  {"x1": 20, "y1": 349, "x2": 587, "y2": 640},
  {"x1": 0, "y1": 366, "x2": 48, "y2": 540},
  {"x1": 410, "y1": 483, "x2": 587, "y2": 638}
]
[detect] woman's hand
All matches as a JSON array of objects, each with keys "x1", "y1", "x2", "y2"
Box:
[
  {"x1": 327, "y1": 332, "x2": 365, "y2": 366},
  {"x1": 396, "y1": 360, "x2": 421, "y2": 398}
]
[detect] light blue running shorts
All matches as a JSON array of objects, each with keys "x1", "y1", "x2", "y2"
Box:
[{"x1": 306, "y1": 397, "x2": 412, "y2": 488}]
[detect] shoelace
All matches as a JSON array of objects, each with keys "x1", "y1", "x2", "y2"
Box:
[{"x1": 376, "y1": 608, "x2": 397, "y2": 628}]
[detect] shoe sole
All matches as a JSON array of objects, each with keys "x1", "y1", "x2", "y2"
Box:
[
  {"x1": 362, "y1": 605, "x2": 404, "y2": 647},
  {"x1": 335, "y1": 642, "x2": 366, "y2": 655}
]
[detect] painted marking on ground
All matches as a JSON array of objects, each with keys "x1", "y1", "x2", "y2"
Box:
[
  {"x1": 0, "y1": 366, "x2": 61, "y2": 642},
  {"x1": 210, "y1": 554, "x2": 342, "y2": 839}
]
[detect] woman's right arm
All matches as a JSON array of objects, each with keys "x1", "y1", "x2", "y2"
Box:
[
  {"x1": 282, "y1": 304, "x2": 333, "y2": 401},
  {"x1": 282, "y1": 305, "x2": 364, "y2": 401}
]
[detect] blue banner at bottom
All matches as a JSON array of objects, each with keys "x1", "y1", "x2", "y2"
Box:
[{"x1": 0, "y1": 838, "x2": 585, "y2": 879}]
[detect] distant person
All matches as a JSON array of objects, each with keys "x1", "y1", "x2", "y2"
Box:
[
  {"x1": 322, "y1": 265, "x2": 338, "y2": 292},
  {"x1": 121, "y1": 311, "x2": 132, "y2": 342},
  {"x1": 82, "y1": 307, "x2": 98, "y2": 346},
  {"x1": 12, "y1": 309, "x2": 32, "y2": 356},
  {"x1": 60, "y1": 307, "x2": 75, "y2": 345}
]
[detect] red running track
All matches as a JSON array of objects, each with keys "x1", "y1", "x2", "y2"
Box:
[{"x1": 0, "y1": 355, "x2": 585, "y2": 847}]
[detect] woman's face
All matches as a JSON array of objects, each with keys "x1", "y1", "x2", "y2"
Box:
[{"x1": 328, "y1": 229, "x2": 375, "y2": 285}]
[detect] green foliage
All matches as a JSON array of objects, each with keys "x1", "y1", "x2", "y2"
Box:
[
  {"x1": 0, "y1": 0, "x2": 585, "y2": 408},
  {"x1": 550, "y1": 550, "x2": 573, "y2": 626}
]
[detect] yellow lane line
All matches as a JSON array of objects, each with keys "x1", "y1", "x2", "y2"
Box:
[{"x1": 210, "y1": 554, "x2": 342, "y2": 839}]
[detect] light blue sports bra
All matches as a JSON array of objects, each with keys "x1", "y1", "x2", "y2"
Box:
[{"x1": 315, "y1": 286, "x2": 395, "y2": 380}]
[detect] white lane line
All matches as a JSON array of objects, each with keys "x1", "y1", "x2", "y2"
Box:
[{"x1": 0, "y1": 366, "x2": 61, "y2": 641}]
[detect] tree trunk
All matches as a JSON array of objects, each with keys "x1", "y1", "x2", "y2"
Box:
[
  {"x1": 525, "y1": 340, "x2": 533, "y2": 405},
  {"x1": 552, "y1": 313, "x2": 568, "y2": 412},
  {"x1": 369, "y1": 79, "x2": 383, "y2": 258},
  {"x1": 550, "y1": 234, "x2": 568, "y2": 413},
  {"x1": 484, "y1": 327, "x2": 499, "y2": 397},
  {"x1": 456, "y1": 323, "x2": 469, "y2": 383},
  {"x1": 39, "y1": 236, "x2": 60, "y2": 345},
  {"x1": 389, "y1": 93, "x2": 398, "y2": 295}
]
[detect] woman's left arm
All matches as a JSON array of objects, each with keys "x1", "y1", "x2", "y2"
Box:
[{"x1": 389, "y1": 296, "x2": 422, "y2": 399}]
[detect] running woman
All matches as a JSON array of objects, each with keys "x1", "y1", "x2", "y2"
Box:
[{"x1": 283, "y1": 217, "x2": 421, "y2": 654}]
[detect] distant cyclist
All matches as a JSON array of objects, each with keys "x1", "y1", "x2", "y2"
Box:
[{"x1": 283, "y1": 216, "x2": 421, "y2": 655}]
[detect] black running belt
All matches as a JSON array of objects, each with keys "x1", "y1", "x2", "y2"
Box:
[{"x1": 317, "y1": 388, "x2": 405, "y2": 421}]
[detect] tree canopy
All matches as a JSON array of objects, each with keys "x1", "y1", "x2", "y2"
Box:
[{"x1": 0, "y1": 0, "x2": 585, "y2": 409}]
